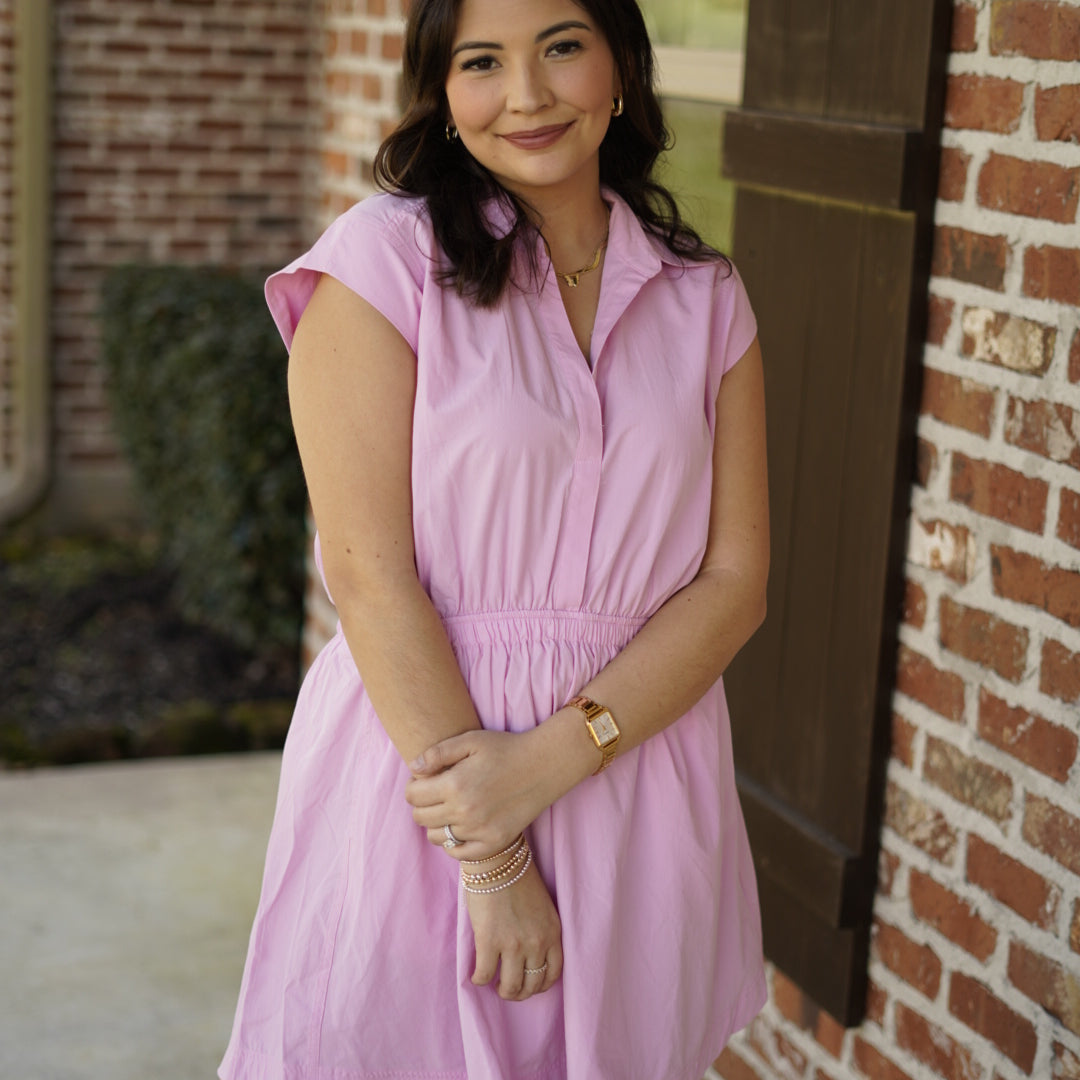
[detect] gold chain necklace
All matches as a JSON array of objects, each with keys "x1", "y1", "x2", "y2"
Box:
[{"x1": 556, "y1": 233, "x2": 608, "y2": 288}]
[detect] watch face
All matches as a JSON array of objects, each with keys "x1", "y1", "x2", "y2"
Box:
[{"x1": 590, "y1": 712, "x2": 618, "y2": 745}]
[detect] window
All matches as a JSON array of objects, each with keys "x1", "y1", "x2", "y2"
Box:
[{"x1": 638, "y1": 0, "x2": 747, "y2": 252}]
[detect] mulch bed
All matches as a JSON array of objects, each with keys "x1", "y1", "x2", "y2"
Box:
[{"x1": 0, "y1": 534, "x2": 297, "y2": 768}]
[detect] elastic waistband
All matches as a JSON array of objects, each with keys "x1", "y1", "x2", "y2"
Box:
[{"x1": 441, "y1": 609, "x2": 647, "y2": 650}]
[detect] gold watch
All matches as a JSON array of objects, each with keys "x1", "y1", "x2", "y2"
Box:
[{"x1": 567, "y1": 695, "x2": 620, "y2": 774}]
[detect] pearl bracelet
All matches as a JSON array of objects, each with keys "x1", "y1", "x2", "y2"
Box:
[
  {"x1": 461, "y1": 843, "x2": 530, "y2": 886},
  {"x1": 462, "y1": 849, "x2": 533, "y2": 894}
]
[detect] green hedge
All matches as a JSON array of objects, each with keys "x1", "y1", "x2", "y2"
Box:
[{"x1": 101, "y1": 265, "x2": 305, "y2": 650}]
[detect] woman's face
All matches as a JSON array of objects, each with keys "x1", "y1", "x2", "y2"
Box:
[{"x1": 444, "y1": 0, "x2": 619, "y2": 204}]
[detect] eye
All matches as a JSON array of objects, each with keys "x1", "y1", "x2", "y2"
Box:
[
  {"x1": 459, "y1": 53, "x2": 498, "y2": 72},
  {"x1": 547, "y1": 38, "x2": 583, "y2": 58}
]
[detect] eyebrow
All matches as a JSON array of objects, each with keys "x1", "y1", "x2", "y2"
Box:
[{"x1": 451, "y1": 20, "x2": 592, "y2": 57}]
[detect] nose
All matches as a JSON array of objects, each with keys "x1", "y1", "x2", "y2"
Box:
[{"x1": 506, "y1": 59, "x2": 553, "y2": 114}]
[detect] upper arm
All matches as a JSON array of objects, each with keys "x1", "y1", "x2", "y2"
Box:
[
  {"x1": 287, "y1": 272, "x2": 419, "y2": 595},
  {"x1": 700, "y1": 334, "x2": 769, "y2": 596}
]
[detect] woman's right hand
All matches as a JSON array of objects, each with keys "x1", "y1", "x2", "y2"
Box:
[{"x1": 465, "y1": 860, "x2": 563, "y2": 1001}]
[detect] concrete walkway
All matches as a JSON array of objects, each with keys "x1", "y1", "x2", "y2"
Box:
[{"x1": 0, "y1": 752, "x2": 281, "y2": 1080}]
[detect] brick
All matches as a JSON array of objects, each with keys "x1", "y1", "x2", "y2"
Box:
[
  {"x1": 921, "y1": 367, "x2": 995, "y2": 436},
  {"x1": 865, "y1": 979, "x2": 887, "y2": 1028},
  {"x1": 916, "y1": 438, "x2": 939, "y2": 489},
  {"x1": 962, "y1": 308, "x2": 1056, "y2": 375},
  {"x1": 1024, "y1": 793, "x2": 1080, "y2": 876},
  {"x1": 892, "y1": 712, "x2": 917, "y2": 768},
  {"x1": 910, "y1": 869, "x2": 997, "y2": 961},
  {"x1": 1061, "y1": 490, "x2": 1080, "y2": 551},
  {"x1": 940, "y1": 596, "x2": 1030, "y2": 680},
  {"x1": 1036, "y1": 84, "x2": 1080, "y2": 143},
  {"x1": 979, "y1": 689, "x2": 1078, "y2": 781},
  {"x1": 1009, "y1": 940, "x2": 1080, "y2": 1036},
  {"x1": 714, "y1": 1046, "x2": 765, "y2": 1080},
  {"x1": 952, "y1": 2, "x2": 979, "y2": 50},
  {"x1": 896, "y1": 645, "x2": 966, "y2": 721},
  {"x1": 949, "y1": 972, "x2": 1038, "y2": 1073},
  {"x1": 932, "y1": 226, "x2": 1008, "y2": 290},
  {"x1": 1042, "y1": 638, "x2": 1080, "y2": 703},
  {"x1": 908, "y1": 517, "x2": 976, "y2": 582},
  {"x1": 978, "y1": 152, "x2": 1080, "y2": 223},
  {"x1": 1023, "y1": 244, "x2": 1080, "y2": 303},
  {"x1": 895, "y1": 1002, "x2": 981, "y2": 1080},
  {"x1": 872, "y1": 920, "x2": 942, "y2": 998},
  {"x1": 992, "y1": 545, "x2": 1080, "y2": 630},
  {"x1": 945, "y1": 73, "x2": 1025, "y2": 133},
  {"x1": 1006, "y1": 395, "x2": 1080, "y2": 469},
  {"x1": 1072, "y1": 331, "x2": 1080, "y2": 384},
  {"x1": 1053, "y1": 1041, "x2": 1080, "y2": 1080},
  {"x1": 938, "y1": 148, "x2": 970, "y2": 202},
  {"x1": 968, "y1": 833, "x2": 1060, "y2": 930},
  {"x1": 991, "y1": 0, "x2": 1080, "y2": 60},
  {"x1": 925, "y1": 735, "x2": 1014, "y2": 822},
  {"x1": 765, "y1": 973, "x2": 845, "y2": 1058},
  {"x1": 879, "y1": 847, "x2": 901, "y2": 897},
  {"x1": 852, "y1": 1037, "x2": 915, "y2": 1080},
  {"x1": 902, "y1": 580, "x2": 927, "y2": 629},
  {"x1": 927, "y1": 294, "x2": 955, "y2": 345},
  {"x1": 950, "y1": 452, "x2": 1048, "y2": 534},
  {"x1": 747, "y1": 1017, "x2": 809, "y2": 1077}
]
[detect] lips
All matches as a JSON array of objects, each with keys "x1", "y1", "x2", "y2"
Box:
[{"x1": 500, "y1": 122, "x2": 573, "y2": 149}]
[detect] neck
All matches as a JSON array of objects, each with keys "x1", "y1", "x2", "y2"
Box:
[
  {"x1": 507, "y1": 171, "x2": 610, "y2": 272},
  {"x1": 536, "y1": 194, "x2": 611, "y2": 277}
]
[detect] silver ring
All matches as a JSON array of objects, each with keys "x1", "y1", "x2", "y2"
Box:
[
  {"x1": 524, "y1": 962, "x2": 547, "y2": 976},
  {"x1": 443, "y1": 824, "x2": 464, "y2": 848}
]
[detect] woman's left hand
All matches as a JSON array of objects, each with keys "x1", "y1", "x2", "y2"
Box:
[{"x1": 405, "y1": 729, "x2": 554, "y2": 860}]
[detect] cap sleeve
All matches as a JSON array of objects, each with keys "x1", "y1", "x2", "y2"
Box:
[
  {"x1": 710, "y1": 261, "x2": 758, "y2": 384},
  {"x1": 264, "y1": 194, "x2": 427, "y2": 354}
]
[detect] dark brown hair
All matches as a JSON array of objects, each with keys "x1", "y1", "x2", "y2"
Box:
[{"x1": 373, "y1": 0, "x2": 722, "y2": 307}]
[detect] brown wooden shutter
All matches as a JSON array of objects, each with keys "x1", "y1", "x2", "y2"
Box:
[{"x1": 721, "y1": 0, "x2": 954, "y2": 1025}]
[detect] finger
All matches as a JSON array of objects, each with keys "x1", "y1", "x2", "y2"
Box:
[
  {"x1": 498, "y1": 953, "x2": 525, "y2": 1000},
  {"x1": 403, "y1": 775, "x2": 447, "y2": 807},
  {"x1": 409, "y1": 732, "x2": 475, "y2": 776},
  {"x1": 522, "y1": 959, "x2": 548, "y2": 999},
  {"x1": 540, "y1": 944, "x2": 563, "y2": 994},
  {"x1": 411, "y1": 802, "x2": 453, "y2": 829},
  {"x1": 472, "y1": 945, "x2": 498, "y2": 988}
]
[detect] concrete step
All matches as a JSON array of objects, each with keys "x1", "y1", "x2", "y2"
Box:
[{"x1": 0, "y1": 752, "x2": 281, "y2": 1080}]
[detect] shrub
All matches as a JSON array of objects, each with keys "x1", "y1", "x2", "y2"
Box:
[{"x1": 100, "y1": 265, "x2": 305, "y2": 651}]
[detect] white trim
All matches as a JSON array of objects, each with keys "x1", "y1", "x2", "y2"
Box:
[{"x1": 654, "y1": 45, "x2": 743, "y2": 105}]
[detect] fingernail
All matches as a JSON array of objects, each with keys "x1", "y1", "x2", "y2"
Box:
[{"x1": 409, "y1": 755, "x2": 425, "y2": 771}]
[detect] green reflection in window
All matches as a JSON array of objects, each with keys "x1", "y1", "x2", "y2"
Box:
[
  {"x1": 657, "y1": 98, "x2": 734, "y2": 254},
  {"x1": 638, "y1": 0, "x2": 747, "y2": 50}
]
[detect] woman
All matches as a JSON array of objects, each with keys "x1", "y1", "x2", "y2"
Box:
[{"x1": 220, "y1": 0, "x2": 769, "y2": 1077}]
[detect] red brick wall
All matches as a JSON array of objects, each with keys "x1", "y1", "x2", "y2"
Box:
[
  {"x1": 47, "y1": 0, "x2": 317, "y2": 497},
  {"x1": 718, "y1": 2, "x2": 1080, "y2": 1079}
]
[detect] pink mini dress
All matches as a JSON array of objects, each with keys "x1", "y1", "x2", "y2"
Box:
[{"x1": 219, "y1": 189, "x2": 766, "y2": 1080}]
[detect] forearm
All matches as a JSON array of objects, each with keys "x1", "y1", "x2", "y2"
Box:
[
  {"x1": 333, "y1": 571, "x2": 481, "y2": 765},
  {"x1": 530, "y1": 564, "x2": 767, "y2": 801}
]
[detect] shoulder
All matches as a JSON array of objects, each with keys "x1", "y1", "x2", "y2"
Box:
[{"x1": 320, "y1": 191, "x2": 435, "y2": 266}]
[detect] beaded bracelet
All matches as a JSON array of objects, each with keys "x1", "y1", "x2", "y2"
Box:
[
  {"x1": 462, "y1": 849, "x2": 533, "y2": 894},
  {"x1": 460, "y1": 834, "x2": 525, "y2": 868},
  {"x1": 461, "y1": 843, "x2": 530, "y2": 886}
]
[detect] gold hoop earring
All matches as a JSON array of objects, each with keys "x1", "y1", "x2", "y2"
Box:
[
  {"x1": 611, "y1": 95, "x2": 624, "y2": 117},
  {"x1": 446, "y1": 122, "x2": 458, "y2": 141}
]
